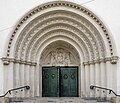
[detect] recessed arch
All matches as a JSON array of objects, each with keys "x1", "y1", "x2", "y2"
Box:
[
  {"x1": 5, "y1": 1, "x2": 116, "y2": 58},
  {"x1": 40, "y1": 40, "x2": 80, "y2": 66}
]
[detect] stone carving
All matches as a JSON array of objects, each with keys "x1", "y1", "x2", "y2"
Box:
[
  {"x1": 14, "y1": 11, "x2": 105, "y2": 61},
  {"x1": 43, "y1": 48, "x2": 75, "y2": 66},
  {"x1": 6, "y1": 1, "x2": 114, "y2": 59}
]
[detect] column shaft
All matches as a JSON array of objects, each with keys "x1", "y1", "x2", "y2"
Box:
[
  {"x1": 90, "y1": 63, "x2": 95, "y2": 97},
  {"x1": 85, "y1": 64, "x2": 90, "y2": 97}
]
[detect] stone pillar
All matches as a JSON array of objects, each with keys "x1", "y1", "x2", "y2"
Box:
[
  {"x1": 84, "y1": 62, "x2": 90, "y2": 97},
  {"x1": 4, "y1": 62, "x2": 14, "y2": 97},
  {"x1": 106, "y1": 58, "x2": 112, "y2": 98},
  {"x1": 19, "y1": 63, "x2": 25, "y2": 97},
  {"x1": 0, "y1": 60, "x2": 4, "y2": 96},
  {"x1": 81, "y1": 64, "x2": 85, "y2": 97},
  {"x1": 100, "y1": 59, "x2": 106, "y2": 98},
  {"x1": 94, "y1": 60, "x2": 100, "y2": 97},
  {"x1": 24, "y1": 64, "x2": 30, "y2": 97},
  {"x1": 29, "y1": 64, "x2": 35, "y2": 97},
  {"x1": 89, "y1": 61, "x2": 95, "y2": 97},
  {"x1": 14, "y1": 62, "x2": 20, "y2": 97},
  {"x1": 39, "y1": 64, "x2": 42, "y2": 97},
  {"x1": 110, "y1": 56, "x2": 118, "y2": 97},
  {"x1": 34, "y1": 64, "x2": 39, "y2": 96},
  {"x1": 117, "y1": 59, "x2": 120, "y2": 95}
]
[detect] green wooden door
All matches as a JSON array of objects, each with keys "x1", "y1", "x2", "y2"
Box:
[
  {"x1": 60, "y1": 67, "x2": 78, "y2": 97},
  {"x1": 42, "y1": 67, "x2": 78, "y2": 97},
  {"x1": 42, "y1": 67, "x2": 59, "y2": 97}
]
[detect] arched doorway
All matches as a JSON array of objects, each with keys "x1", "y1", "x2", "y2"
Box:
[
  {"x1": 2, "y1": 1, "x2": 118, "y2": 98},
  {"x1": 40, "y1": 41, "x2": 80, "y2": 97}
]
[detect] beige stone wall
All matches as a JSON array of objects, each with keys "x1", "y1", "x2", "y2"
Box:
[
  {"x1": 112, "y1": 97, "x2": 120, "y2": 103},
  {"x1": 0, "y1": 98, "x2": 9, "y2": 103}
]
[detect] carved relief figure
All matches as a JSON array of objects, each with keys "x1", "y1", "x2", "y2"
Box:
[
  {"x1": 56, "y1": 48, "x2": 64, "y2": 64},
  {"x1": 44, "y1": 48, "x2": 75, "y2": 66},
  {"x1": 50, "y1": 51, "x2": 56, "y2": 66}
]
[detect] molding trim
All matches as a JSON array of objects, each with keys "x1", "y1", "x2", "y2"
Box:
[
  {"x1": 83, "y1": 56, "x2": 119, "y2": 65},
  {"x1": 6, "y1": 1, "x2": 115, "y2": 58},
  {"x1": 1, "y1": 57, "x2": 37, "y2": 66}
]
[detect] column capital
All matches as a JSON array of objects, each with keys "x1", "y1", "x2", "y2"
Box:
[
  {"x1": 88, "y1": 61, "x2": 95, "y2": 64},
  {"x1": 1, "y1": 57, "x2": 10, "y2": 65},
  {"x1": 110, "y1": 56, "x2": 119, "y2": 64},
  {"x1": 83, "y1": 61, "x2": 89, "y2": 66},
  {"x1": 99, "y1": 58, "x2": 105, "y2": 63},
  {"x1": 94, "y1": 59, "x2": 100, "y2": 63},
  {"x1": 1, "y1": 57, "x2": 37, "y2": 66}
]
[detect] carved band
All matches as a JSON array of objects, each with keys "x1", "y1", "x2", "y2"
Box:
[
  {"x1": 1, "y1": 57, "x2": 37, "y2": 66},
  {"x1": 83, "y1": 56, "x2": 119, "y2": 65}
]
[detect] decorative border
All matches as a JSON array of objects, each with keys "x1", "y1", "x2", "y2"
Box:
[
  {"x1": 2, "y1": 56, "x2": 118, "y2": 66},
  {"x1": 1, "y1": 57, "x2": 37, "y2": 66},
  {"x1": 83, "y1": 56, "x2": 119, "y2": 65},
  {"x1": 6, "y1": 1, "x2": 114, "y2": 57}
]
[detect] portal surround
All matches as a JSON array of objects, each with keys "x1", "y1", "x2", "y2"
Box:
[{"x1": 2, "y1": 1, "x2": 118, "y2": 98}]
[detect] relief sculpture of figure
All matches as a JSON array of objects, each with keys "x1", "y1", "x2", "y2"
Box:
[
  {"x1": 64, "y1": 52, "x2": 71, "y2": 66},
  {"x1": 50, "y1": 51, "x2": 56, "y2": 66},
  {"x1": 56, "y1": 49, "x2": 64, "y2": 64},
  {"x1": 48, "y1": 48, "x2": 74, "y2": 66}
]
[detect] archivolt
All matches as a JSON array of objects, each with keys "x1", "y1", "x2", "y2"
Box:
[{"x1": 4, "y1": 1, "x2": 117, "y2": 64}]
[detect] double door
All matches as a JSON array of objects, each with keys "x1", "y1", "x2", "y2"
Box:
[{"x1": 42, "y1": 66, "x2": 78, "y2": 97}]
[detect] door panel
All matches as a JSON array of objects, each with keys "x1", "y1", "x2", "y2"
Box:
[
  {"x1": 42, "y1": 67, "x2": 59, "y2": 97},
  {"x1": 42, "y1": 66, "x2": 78, "y2": 97},
  {"x1": 60, "y1": 67, "x2": 78, "y2": 97}
]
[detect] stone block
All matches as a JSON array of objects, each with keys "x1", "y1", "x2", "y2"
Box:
[
  {"x1": 112, "y1": 97, "x2": 120, "y2": 103},
  {"x1": 0, "y1": 97, "x2": 9, "y2": 103}
]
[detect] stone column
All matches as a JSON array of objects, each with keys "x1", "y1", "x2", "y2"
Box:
[
  {"x1": 110, "y1": 56, "x2": 118, "y2": 97},
  {"x1": 89, "y1": 61, "x2": 95, "y2": 97},
  {"x1": 5, "y1": 62, "x2": 14, "y2": 97},
  {"x1": 0, "y1": 60, "x2": 4, "y2": 96},
  {"x1": 84, "y1": 62, "x2": 90, "y2": 97},
  {"x1": 100, "y1": 58, "x2": 106, "y2": 98},
  {"x1": 34, "y1": 64, "x2": 39, "y2": 96},
  {"x1": 94, "y1": 59, "x2": 100, "y2": 98},
  {"x1": 24, "y1": 64, "x2": 30, "y2": 97},
  {"x1": 29, "y1": 63, "x2": 36, "y2": 97},
  {"x1": 19, "y1": 63, "x2": 25, "y2": 97},
  {"x1": 81, "y1": 64, "x2": 85, "y2": 97},
  {"x1": 14, "y1": 61, "x2": 20, "y2": 97},
  {"x1": 105, "y1": 58, "x2": 112, "y2": 98},
  {"x1": 39, "y1": 64, "x2": 42, "y2": 97}
]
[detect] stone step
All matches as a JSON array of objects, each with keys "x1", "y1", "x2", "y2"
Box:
[{"x1": 9, "y1": 97, "x2": 112, "y2": 103}]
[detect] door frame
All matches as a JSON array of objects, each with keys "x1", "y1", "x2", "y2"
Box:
[{"x1": 42, "y1": 66, "x2": 79, "y2": 97}]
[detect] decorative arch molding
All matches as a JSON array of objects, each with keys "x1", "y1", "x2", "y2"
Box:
[
  {"x1": 2, "y1": 1, "x2": 118, "y2": 64},
  {"x1": 1, "y1": 1, "x2": 119, "y2": 98}
]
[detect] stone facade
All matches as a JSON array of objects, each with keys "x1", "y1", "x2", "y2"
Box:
[{"x1": 0, "y1": 0, "x2": 120, "y2": 99}]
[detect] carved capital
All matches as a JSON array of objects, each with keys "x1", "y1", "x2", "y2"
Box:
[
  {"x1": 88, "y1": 61, "x2": 94, "y2": 64},
  {"x1": 31, "y1": 62, "x2": 37, "y2": 66},
  {"x1": 83, "y1": 61, "x2": 89, "y2": 66},
  {"x1": 105, "y1": 57, "x2": 111, "y2": 62},
  {"x1": 1, "y1": 57, "x2": 10, "y2": 65},
  {"x1": 110, "y1": 56, "x2": 119, "y2": 64},
  {"x1": 94, "y1": 59, "x2": 100, "y2": 64},
  {"x1": 1, "y1": 57, "x2": 37, "y2": 66},
  {"x1": 99, "y1": 58, "x2": 105, "y2": 63}
]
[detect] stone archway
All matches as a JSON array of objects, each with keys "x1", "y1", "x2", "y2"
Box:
[
  {"x1": 2, "y1": 1, "x2": 118, "y2": 98},
  {"x1": 40, "y1": 41, "x2": 80, "y2": 66},
  {"x1": 40, "y1": 41, "x2": 80, "y2": 97}
]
